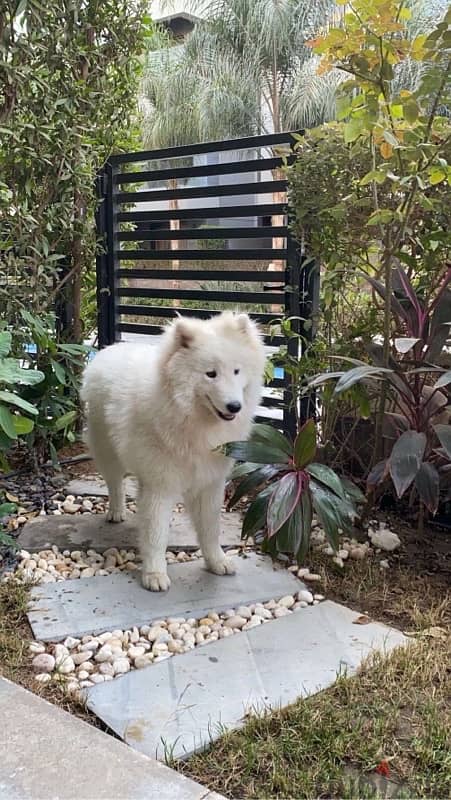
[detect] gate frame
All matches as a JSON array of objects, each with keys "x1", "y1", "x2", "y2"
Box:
[{"x1": 95, "y1": 132, "x2": 318, "y2": 437}]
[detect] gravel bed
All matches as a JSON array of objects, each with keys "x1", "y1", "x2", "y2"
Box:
[{"x1": 28, "y1": 590, "x2": 326, "y2": 700}]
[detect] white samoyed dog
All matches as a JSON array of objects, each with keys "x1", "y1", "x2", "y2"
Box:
[{"x1": 81, "y1": 312, "x2": 266, "y2": 591}]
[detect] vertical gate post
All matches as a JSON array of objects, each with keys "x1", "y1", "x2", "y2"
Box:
[
  {"x1": 95, "y1": 166, "x2": 109, "y2": 348},
  {"x1": 283, "y1": 233, "x2": 301, "y2": 440},
  {"x1": 299, "y1": 255, "x2": 320, "y2": 424},
  {"x1": 96, "y1": 161, "x2": 118, "y2": 348}
]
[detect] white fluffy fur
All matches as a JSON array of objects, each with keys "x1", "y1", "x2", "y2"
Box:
[{"x1": 81, "y1": 312, "x2": 266, "y2": 591}]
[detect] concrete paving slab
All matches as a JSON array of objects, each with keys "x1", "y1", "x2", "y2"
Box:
[
  {"x1": 27, "y1": 554, "x2": 301, "y2": 642},
  {"x1": 17, "y1": 509, "x2": 242, "y2": 553},
  {"x1": 0, "y1": 676, "x2": 223, "y2": 800},
  {"x1": 65, "y1": 477, "x2": 137, "y2": 497},
  {"x1": 86, "y1": 601, "x2": 407, "y2": 760}
]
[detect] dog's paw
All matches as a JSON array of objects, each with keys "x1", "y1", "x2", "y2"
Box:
[
  {"x1": 106, "y1": 508, "x2": 126, "y2": 523},
  {"x1": 206, "y1": 557, "x2": 236, "y2": 576},
  {"x1": 141, "y1": 570, "x2": 171, "y2": 592}
]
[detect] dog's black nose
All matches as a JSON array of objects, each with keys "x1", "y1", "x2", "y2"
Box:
[{"x1": 226, "y1": 401, "x2": 242, "y2": 414}]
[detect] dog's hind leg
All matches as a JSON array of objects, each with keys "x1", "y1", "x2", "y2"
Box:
[
  {"x1": 184, "y1": 482, "x2": 236, "y2": 577},
  {"x1": 86, "y1": 413, "x2": 126, "y2": 523},
  {"x1": 138, "y1": 483, "x2": 173, "y2": 591}
]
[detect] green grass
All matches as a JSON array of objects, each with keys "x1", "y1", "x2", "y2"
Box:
[
  {"x1": 176, "y1": 555, "x2": 451, "y2": 800},
  {"x1": 176, "y1": 640, "x2": 450, "y2": 799}
]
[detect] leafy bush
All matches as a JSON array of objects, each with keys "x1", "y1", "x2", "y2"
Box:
[
  {"x1": 14, "y1": 311, "x2": 89, "y2": 465},
  {"x1": 221, "y1": 422, "x2": 364, "y2": 561},
  {"x1": 0, "y1": 328, "x2": 43, "y2": 467},
  {"x1": 0, "y1": 1, "x2": 150, "y2": 341},
  {"x1": 311, "y1": 267, "x2": 451, "y2": 525}
]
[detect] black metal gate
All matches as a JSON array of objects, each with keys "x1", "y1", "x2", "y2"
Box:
[{"x1": 95, "y1": 131, "x2": 317, "y2": 438}]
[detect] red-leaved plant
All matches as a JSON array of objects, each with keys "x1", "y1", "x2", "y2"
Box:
[
  {"x1": 221, "y1": 421, "x2": 364, "y2": 561},
  {"x1": 310, "y1": 266, "x2": 451, "y2": 521}
]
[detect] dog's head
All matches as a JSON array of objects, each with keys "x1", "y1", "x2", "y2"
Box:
[{"x1": 161, "y1": 312, "x2": 265, "y2": 423}]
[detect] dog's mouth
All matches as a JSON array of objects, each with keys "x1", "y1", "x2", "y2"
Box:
[{"x1": 207, "y1": 397, "x2": 236, "y2": 422}]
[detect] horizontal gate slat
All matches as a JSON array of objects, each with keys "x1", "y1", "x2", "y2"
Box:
[
  {"x1": 116, "y1": 305, "x2": 281, "y2": 324},
  {"x1": 110, "y1": 131, "x2": 300, "y2": 165},
  {"x1": 115, "y1": 156, "x2": 293, "y2": 185},
  {"x1": 117, "y1": 226, "x2": 287, "y2": 242},
  {"x1": 116, "y1": 248, "x2": 286, "y2": 261},
  {"x1": 117, "y1": 287, "x2": 284, "y2": 303},
  {"x1": 116, "y1": 322, "x2": 285, "y2": 346},
  {"x1": 117, "y1": 203, "x2": 287, "y2": 223},
  {"x1": 117, "y1": 269, "x2": 285, "y2": 281},
  {"x1": 117, "y1": 180, "x2": 286, "y2": 204}
]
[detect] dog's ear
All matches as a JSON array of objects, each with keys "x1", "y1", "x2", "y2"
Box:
[
  {"x1": 235, "y1": 313, "x2": 252, "y2": 334},
  {"x1": 173, "y1": 318, "x2": 195, "y2": 349}
]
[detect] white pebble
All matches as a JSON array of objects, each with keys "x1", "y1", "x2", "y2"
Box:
[
  {"x1": 224, "y1": 615, "x2": 247, "y2": 629},
  {"x1": 94, "y1": 645, "x2": 113, "y2": 663},
  {"x1": 235, "y1": 606, "x2": 252, "y2": 620},
  {"x1": 63, "y1": 636, "x2": 80, "y2": 650},
  {"x1": 79, "y1": 680, "x2": 94, "y2": 688},
  {"x1": 338, "y1": 549, "x2": 349, "y2": 560},
  {"x1": 303, "y1": 573, "x2": 321, "y2": 582},
  {"x1": 135, "y1": 654, "x2": 153, "y2": 669},
  {"x1": 314, "y1": 594, "x2": 325, "y2": 601},
  {"x1": 242, "y1": 616, "x2": 262, "y2": 631},
  {"x1": 274, "y1": 606, "x2": 291, "y2": 618},
  {"x1": 113, "y1": 658, "x2": 130, "y2": 676},
  {"x1": 369, "y1": 529, "x2": 401, "y2": 552},
  {"x1": 77, "y1": 670, "x2": 90, "y2": 681},
  {"x1": 297, "y1": 589, "x2": 313, "y2": 604},
  {"x1": 29, "y1": 642, "x2": 46, "y2": 655},
  {"x1": 73, "y1": 651, "x2": 92, "y2": 665},
  {"x1": 278, "y1": 595, "x2": 295, "y2": 608},
  {"x1": 90, "y1": 674, "x2": 105, "y2": 684},
  {"x1": 35, "y1": 672, "x2": 52, "y2": 684},
  {"x1": 57, "y1": 656, "x2": 75, "y2": 674},
  {"x1": 99, "y1": 662, "x2": 115, "y2": 676},
  {"x1": 77, "y1": 661, "x2": 94, "y2": 673},
  {"x1": 297, "y1": 568, "x2": 310, "y2": 578},
  {"x1": 128, "y1": 645, "x2": 145, "y2": 660},
  {"x1": 152, "y1": 642, "x2": 168, "y2": 655},
  {"x1": 32, "y1": 653, "x2": 55, "y2": 673}
]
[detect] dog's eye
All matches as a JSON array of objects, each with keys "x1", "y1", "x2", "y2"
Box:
[
  {"x1": 234, "y1": 368, "x2": 240, "y2": 375},
  {"x1": 206, "y1": 370, "x2": 217, "y2": 379}
]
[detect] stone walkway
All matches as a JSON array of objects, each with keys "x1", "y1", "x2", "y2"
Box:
[
  {"x1": 6, "y1": 476, "x2": 408, "y2": 795},
  {"x1": 0, "y1": 677, "x2": 223, "y2": 799}
]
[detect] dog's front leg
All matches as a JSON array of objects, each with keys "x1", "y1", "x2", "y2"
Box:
[
  {"x1": 138, "y1": 487, "x2": 173, "y2": 592},
  {"x1": 185, "y1": 482, "x2": 236, "y2": 577}
]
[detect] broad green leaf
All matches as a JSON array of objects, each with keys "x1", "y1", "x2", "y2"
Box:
[
  {"x1": 52, "y1": 360, "x2": 66, "y2": 385},
  {"x1": 0, "y1": 502, "x2": 17, "y2": 518},
  {"x1": 340, "y1": 478, "x2": 366, "y2": 505},
  {"x1": 389, "y1": 431, "x2": 426, "y2": 498},
  {"x1": 306, "y1": 463, "x2": 346, "y2": 499},
  {"x1": 250, "y1": 423, "x2": 292, "y2": 455},
  {"x1": 221, "y1": 440, "x2": 290, "y2": 465},
  {"x1": 241, "y1": 486, "x2": 272, "y2": 540},
  {"x1": 433, "y1": 370, "x2": 451, "y2": 389},
  {"x1": 367, "y1": 209, "x2": 395, "y2": 226},
  {"x1": 0, "y1": 390, "x2": 38, "y2": 416},
  {"x1": 294, "y1": 419, "x2": 316, "y2": 468},
  {"x1": 307, "y1": 371, "x2": 344, "y2": 388},
  {"x1": 230, "y1": 462, "x2": 260, "y2": 480},
  {"x1": 267, "y1": 473, "x2": 301, "y2": 538},
  {"x1": 367, "y1": 460, "x2": 388, "y2": 488},
  {"x1": 434, "y1": 425, "x2": 451, "y2": 459},
  {"x1": 334, "y1": 366, "x2": 392, "y2": 394},
  {"x1": 360, "y1": 170, "x2": 386, "y2": 186},
  {"x1": 0, "y1": 405, "x2": 17, "y2": 439},
  {"x1": 228, "y1": 465, "x2": 282, "y2": 508},
  {"x1": 0, "y1": 360, "x2": 45, "y2": 386},
  {"x1": 13, "y1": 415, "x2": 34, "y2": 434},
  {"x1": 403, "y1": 99, "x2": 418, "y2": 123},
  {"x1": 0, "y1": 331, "x2": 12, "y2": 358},
  {"x1": 53, "y1": 410, "x2": 77, "y2": 432},
  {"x1": 414, "y1": 462, "x2": 439, "y2": 514},
  {"x1": 344, "y1": 118, "x2": 363, "y2": 144},
  {"x1": 310, "y1": 483, "x2": 344, "y2": 551},
  {"x1": 429, "y1": 167, "x2": 446, "y2": 186}
]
